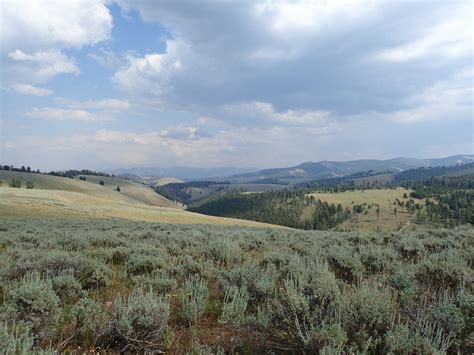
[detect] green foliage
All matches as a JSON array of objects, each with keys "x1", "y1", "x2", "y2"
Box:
[
  {"x1": 0, "y1": 218, "x2": 472, "y2": 352},
  {"x1": 25, "y1": 181, "x2": 35, "y2": 189},
  {"x1": 9, "y1": 179, "x2": 22, "y2": 188},
  {"x1": 219, "y1": 286, "x2": 249, "y2": 327},
  {"x1": 179, "y1": 276, "x2": 209, "y2": 324},
  {"x1": 112, "y1": 288, "x2": 170, "y2": 351}
]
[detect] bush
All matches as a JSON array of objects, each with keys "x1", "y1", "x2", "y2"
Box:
[
  {"x1": 126, "y1": 254, "x2": 162, "y2": 276},
  {"x1": 219, "y1": 286, "x2": 249, "y2": 327},
  {"x1": 4, "y1": 273, "x2": 60, "y2": 340},
  {"x1": 79, "y1": 259, "x2": 112, "y2": 289},
  {"x1": 112, "y1": 289, "x2": 170, "y2": 351},
  {"x1": 25, "y1": 181, "x2": 35, "y2": 189},
  {"x1": 0, "y1": 322, "x2": 35, "y2": 354},
  {"x1": 9, "y1": 179, "x2": 22, "y2": 188},
  {"x1": 72, "y1": 295, "x2": 110, "y2": 347},
  {"x1": 179, "y1": 276, "x2": 209, "y2": 324},
  {"x1": 52, "y1": 274, "x2": 82, "y2": 304}
]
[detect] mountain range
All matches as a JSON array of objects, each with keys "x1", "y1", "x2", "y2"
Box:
[{"x1": 110, "y1": 155, "x2": 473, "y2": 182}]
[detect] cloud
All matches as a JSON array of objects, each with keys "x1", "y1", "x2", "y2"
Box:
[
  {"x1": 0, "y1": 0, "x2": 112, "y2": 85},
  {"x1": 11, "y1": 84, "x2": 53, "y2": 97},
  {"x1": 374, "y1": 10, "x2": 472, "y2": 62},
  {"x1": 7, "y1": 49, "x2": 79, "y2": 83},
  {"x1": 26, "y1": 107, "x2": 107, "y2": 123},
  {"x1": 62, "y1": 99, "x2": 131, "y2": 111},
  {"x1": 112, "y1": 0, "x2": 472, "y2": 125},
  {"x1": 223, "y1": 101, "x2": 331, "y2": 127}
]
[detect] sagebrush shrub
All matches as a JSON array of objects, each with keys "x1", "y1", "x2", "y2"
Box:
[
  {"x1": 179, "y1": 276, "x2": 209, "y2": 324},
  {"x1": 219, "y1": 286, "x2": 249, "y2": 327},
  {"x1": 112, "y1": 288, "x2": 170, "y2": 351}
]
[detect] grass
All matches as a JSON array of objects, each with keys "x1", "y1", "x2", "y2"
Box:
[
  {"x1": 0, "y1": 172, "x2": 278, "y2": 228},
  {"x1": 307, "y1": 188, "x2": 425, "y2": 231},
  {"x1": 0, "y1": 218, "x2": 472, "y2": 353},
  {"x1": 0, "y1": 170, "x2": 178, "y2": 208}
]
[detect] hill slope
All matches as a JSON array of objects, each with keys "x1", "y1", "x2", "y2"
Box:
[
  {"x1": 226, "y1": 155, "x2": 474, "y2": 184},
  {"x1": 0, "y1": 171, "x2": 277, "y2": 228}
]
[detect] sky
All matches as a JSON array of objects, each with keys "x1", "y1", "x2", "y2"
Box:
[{"x1": 0, "y1": 0, "x2": 472, "y2": 171}]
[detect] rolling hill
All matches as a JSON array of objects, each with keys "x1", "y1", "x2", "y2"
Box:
[
  {"x1": 0, "y1": 171, "x2": 277, "y2": 228},
  {"x1": 225, "y1": 155, "x2": 474, "y2": 184}
]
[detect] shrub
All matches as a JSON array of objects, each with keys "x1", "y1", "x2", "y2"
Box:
[
  {"x1": 0, "y1": 322, "x2": 35, "y2": 354},
  {"x1": 219, "y1": 286, "x2": 249, "y2": 327},
  {"x1": 9, "y1": 179, "x2": 22, "y2": 188},
  {"x1": 126, "y1": 254, "x2": 162, "y2": 276},
  {"x1": 25, "y1": 181, "x2": 35, "y2": 189},
  {"x1": 179, "y1": 276, "x2": 209, "y2": 324},
  {"x1": 72, "y1": 295, "x2": 109, "y2": 347},
  {"x1": 52, "y1": 274, "x2": 82, "y2": 304},
  {"x1": 4, "y1": 273, "x2": 59, "y2": 341},
  {"x1": 112, "y1": 289, "x2": 170, "y2": 351},
  {"x1": 79, "y1": 259, "x2": 112, "y2": 289},
  {"x1": 341, "y1": 284, "x2": 397, "y2": 351}
]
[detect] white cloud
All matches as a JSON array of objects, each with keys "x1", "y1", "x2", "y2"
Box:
[
  {"x1": 0, "y1": 0, "x2": 112, "y2": 85},
  {"x1": 223, "y1": 101, "x2": 331, "y2": 127},
  {"x1": 26, "y1": 107, "x2": 107, "y2": 123},
  {"x1": 1, "y1": 0, "x2": 112, "y2": 52},
  {"x1": 375, "y1": 6, "x2": 472, "y2": 62},
  {"x1": 7, "y1": 49, "x2": 79, "y2": 83},
  {"x1": 11, "y1": 83, "x2": 53, "y2": 97},
  {"x1": 66, "y1": 99, "x2": 131, "y2": 111}
]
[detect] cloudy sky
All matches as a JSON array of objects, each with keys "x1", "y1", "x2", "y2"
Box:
[{"x1": 0, "y1": 0, "x2": 472, "y2": 170}]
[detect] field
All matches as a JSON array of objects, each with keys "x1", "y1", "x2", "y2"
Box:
[
  {"x1": 0, "y1": 172, "x2": 276, "y2": 228},
  {"x1": 0, "y1": 218, "x2": 472, "y2": 353},
  {"x1": 308, "y1": 188, "x2": 423, "y2": 231}
]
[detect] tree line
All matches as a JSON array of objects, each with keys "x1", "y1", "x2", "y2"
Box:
[{"x1": 189, "y1": 189, "x2": 350, "y2": 230}]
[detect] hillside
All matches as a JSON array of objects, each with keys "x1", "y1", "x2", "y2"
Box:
[
  {"x1": 225, "y1": 155, "x2": 474, "y2": 184},
  {"x1": 0, "y1": 171, "x2": 277, "y2": 228},
  {"x1": 0, "y1": 170, "x2": 179, "y2": 208}
]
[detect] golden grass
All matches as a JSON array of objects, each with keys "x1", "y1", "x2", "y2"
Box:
[
  {"x1": 0, "y1": 186, "x2": 278, "y2": 228},
  {"x1": 307, "y1": 188, "x2": 424, "y2": 232},
  {"x1": 0, "y1": 171, "x2": 180, "y2": 209}
]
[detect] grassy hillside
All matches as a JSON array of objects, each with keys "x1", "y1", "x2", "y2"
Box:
[
  {"x1": 0, "y1": 218, "x2": 472, "y2": 353},
  {"x1": 0, "y1": 170, "x2": 177, "y2": 208},
  {"x1": 0, "y1": 171, "x2": 276, "y2": 228},
  {"x1": 308, "y1": 188, "x2": 423, "y2": 231},
  {"x1": 75, "y1": 174, "x2": 179, "y2": 208}
]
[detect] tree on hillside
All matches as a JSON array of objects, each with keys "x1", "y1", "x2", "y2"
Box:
[
  {"x1": 116, "y1": 186, "x2": 121, "y2": 192},
  {"x1": 99, "y1": 180, "x2": 105, "y2": 186},
  {"x1": 9, "y1": 179, "x2": 22, "y2": 188},
  {"x1": 26, "y1": 181, "x2": 35, "y2": 189}
]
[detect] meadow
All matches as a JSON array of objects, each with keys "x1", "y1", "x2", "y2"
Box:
[
  {"x1": 0, "y1": 171, "x2": 273, "y2": 228},
  {"x1": 308, "y1": 188, "x2": 423, "y2": 232},
  {"x1": 0, "y1": 218, "x2": 472, "y2": 353}
]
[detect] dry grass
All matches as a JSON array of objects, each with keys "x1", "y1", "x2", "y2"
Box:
[
  {"x1": 307, "y1": 188, "x2": 425, "y2": 231},
  {"x1": 0, "y1": 170, "x2": 179, "y2": 208},
  {"x1": 0, "y1": 186, "x2": 278, "y2": 228}
]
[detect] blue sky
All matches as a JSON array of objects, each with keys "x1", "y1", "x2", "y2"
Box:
[{"x1": 0, "y1": 0, "x2": 472, "y2": 171}]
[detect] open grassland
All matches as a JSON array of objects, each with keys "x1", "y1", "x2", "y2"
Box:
[
  {"x1": 0, "y1": 171, "x2": 179, "y2": 208},
  {"x1": 75, "y1": 174, "x2": 180, "y2": 208},
  {"x1": 0, "y1": 187, "x2": 276, "y2": 228},
  {"x1": 0, "y1": 172, "x2": 277, "y2": 228},
  {"x1": 0, "y1": 218, "x2": 472, "y2": 353},
  {"x1": 308, "y1": 188, "x2": 424, "y2": 232}
]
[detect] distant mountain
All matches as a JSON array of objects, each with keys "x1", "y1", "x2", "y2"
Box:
[
  {"x1": 108, "y1": 166, "x2": 257, "y2": 181},
  {"x1": 225, "y1": 155, "x2": 474, "y2": 184}
]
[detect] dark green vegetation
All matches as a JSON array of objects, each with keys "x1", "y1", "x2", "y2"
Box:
[
  {"x1": 403, "y1": 175, "x2": 474, "y2": 226},
  {"x1": 0, "y1": 219, "x2": 472, "y2": 353},
  {"x1": 188, "y1": 166, "x2": 474, "y2": 230},
  {"x1": 190, "y1": 190, "x2": 350, "y2": 230}
]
